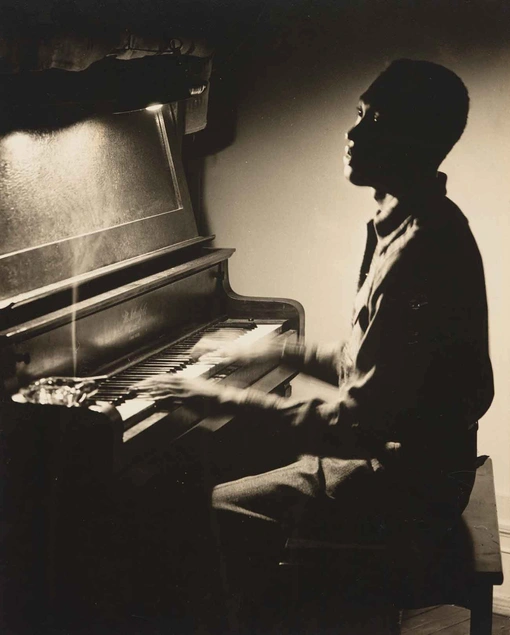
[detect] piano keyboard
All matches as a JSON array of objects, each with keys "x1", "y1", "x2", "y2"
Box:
[{"x1": 92, "y1": 320, "x2": 284, "y2": 426}]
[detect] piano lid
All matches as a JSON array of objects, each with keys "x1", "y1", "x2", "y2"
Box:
[{"x1": 0, "y1": 103, "x2": 203, "y2": 306}]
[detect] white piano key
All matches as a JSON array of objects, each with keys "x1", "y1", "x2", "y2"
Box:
[
  {"x1": 175, "y1": 363, "x2": 215, "y2": 378},
  {"x1": 116, "y1": 399, "x2": 155, "y2": 421}
]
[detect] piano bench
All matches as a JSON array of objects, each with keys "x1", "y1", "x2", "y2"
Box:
[{"x1": 279, "y1": 457, "x2": 503, "y2": 635}]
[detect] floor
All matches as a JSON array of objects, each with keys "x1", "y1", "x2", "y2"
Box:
[{"x1": 402, "y1": 606, "x2": 510, "y2": 634}]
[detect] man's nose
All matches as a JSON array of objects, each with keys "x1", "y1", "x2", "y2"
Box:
[{"x1": 346, "y1": 120, "x2": 365, "y2": 143}]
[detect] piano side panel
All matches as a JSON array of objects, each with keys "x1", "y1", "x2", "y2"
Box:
[{"x1": 219, "y1": 256, "x2": 305, "y2": 338}]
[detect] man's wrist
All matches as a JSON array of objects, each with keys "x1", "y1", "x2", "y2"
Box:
[
  {"x1": 213, "y1": 384, "x2": 284, "y2": 414},
  {"x1": 281, "y1": 341, "x2": 307, "y2": 368}
]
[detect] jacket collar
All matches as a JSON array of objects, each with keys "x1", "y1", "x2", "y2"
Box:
[{"x1": 373, "y1": 172, "x2": 447, "y2": 240}]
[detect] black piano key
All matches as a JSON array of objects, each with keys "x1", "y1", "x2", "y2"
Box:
[
  {"x1": 117, "y1": 369, "x2": 179, "y2": 377},
  {"x1": 133, "y1": 362, "x2": 184, "y2": 371},
  {"x1": 116, "y1": 369, "x2": 180, "y2": 376},
  {"x1": 94, "y1": 395, "x2": 128, "y2": 403},
  {"x1": 99, "y1": 384, "x2": 143, "y2": 390},
  {"x1": 126, "y1": 368, "x2": 182, "y2": 374},
  {"x1": 106, "y1": 375, "x2": 171, "y2": 383},
  {"x1": 121, "y1": 366, "x2": 183, "y2": 374},
  {"x1": 141, "y1": 355, "x2": 186, "y2": 360},
  {"x1": 135, "y1": 359, "x2": 185, "y2": 365},
  {"x1": 150, "y1": 357, "x2": 191, "y2": 362},
  {"x1": 132, "y1": 365, "x2": 181, "y2": 370},
  {"x1": 141, "y1": 357, "x2": 186, "y2": 362}
]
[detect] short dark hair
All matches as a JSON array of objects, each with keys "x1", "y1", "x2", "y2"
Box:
[{"x1": 361, "y1": 59, "x2": 469, "y2": 158}]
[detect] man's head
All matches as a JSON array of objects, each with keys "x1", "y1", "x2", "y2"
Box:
[{"x1": 343, "y1": 59, "x2": 469, "y2": 189}]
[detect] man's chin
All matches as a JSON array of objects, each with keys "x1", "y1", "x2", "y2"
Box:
[{"x1": 343, "y1": 164, "x2": 373, "y2": 187}]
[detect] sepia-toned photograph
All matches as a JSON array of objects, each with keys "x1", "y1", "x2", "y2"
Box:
[{"x1": 0, "y1": 1, "x2": 509, "y2": 633}]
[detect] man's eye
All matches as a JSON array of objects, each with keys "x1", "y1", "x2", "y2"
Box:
[{"x1": 356, "y1": 107, "x2": 363, "y2": 118}]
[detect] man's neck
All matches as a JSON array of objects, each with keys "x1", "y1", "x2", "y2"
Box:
[{"x1": 373, "y1": 170, "x2": 439, "y2": 206}]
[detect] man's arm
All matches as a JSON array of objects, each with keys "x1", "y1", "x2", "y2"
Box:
[
  {"x1": 191, "y1": 336, "x2": 342, "y2": 386},
  {"x1": 281, "y1": 340, "x2": 341, "y2": 385}
]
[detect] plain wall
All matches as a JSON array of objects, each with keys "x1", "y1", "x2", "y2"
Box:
[{"x1": 197, "y1": 0, "x2": 510, "y2": 609}]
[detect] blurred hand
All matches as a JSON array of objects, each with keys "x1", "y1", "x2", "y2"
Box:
[
  {"x1": 190, "y1": 336, "x2": 284, "y2": 366},
  {"x1": 130, "y1": 376, "x2": 223, "y2": 409}
]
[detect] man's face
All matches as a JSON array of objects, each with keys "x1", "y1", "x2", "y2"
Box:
[{"x1": 343, "y1": 99, "x2": 414, "y2": 188}]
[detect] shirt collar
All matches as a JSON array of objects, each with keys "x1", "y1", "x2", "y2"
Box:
[{"x1": 373, "y1": 172, "x2": 447, "y2": 240}]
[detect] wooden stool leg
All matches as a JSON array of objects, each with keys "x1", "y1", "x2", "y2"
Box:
[{"x1": 470, "y1": 584, "x2": 493, "y2": 635}]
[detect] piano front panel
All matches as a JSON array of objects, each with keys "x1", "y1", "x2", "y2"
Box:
[{"x1": 7, "y1": 264, "x2": 223, "y2": 388}]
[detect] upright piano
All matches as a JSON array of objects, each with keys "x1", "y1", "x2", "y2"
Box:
[{"x1": 0, "y1": 101, "x2": 304, "y2": 631}]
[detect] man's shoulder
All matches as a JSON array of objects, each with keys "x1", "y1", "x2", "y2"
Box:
[
  {"x1": 396, "y1": 195, "x2": 473, "y2": 257},
  {"x1": 386, "y1": 204, "x2": 485, "y2": 300}
]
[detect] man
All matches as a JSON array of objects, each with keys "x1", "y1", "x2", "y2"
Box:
[{"x1": 134, "y1": 58, "x2": 494, "y2": 625}]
